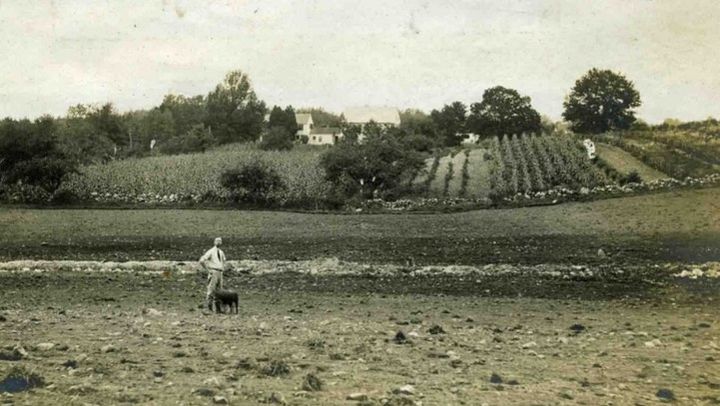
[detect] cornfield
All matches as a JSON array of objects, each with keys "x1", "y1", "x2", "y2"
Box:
[{"x1": 61, "y1": 144, "x2": 332, "y2": 207}]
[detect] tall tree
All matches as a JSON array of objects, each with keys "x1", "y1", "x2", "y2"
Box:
[
  {"x1": 467, "y1": 86, "x2": 541, "y2": 137},
  {"x1": 159, "y1": 94, "x2": 207, "y2": 137},
  {"x1": 562, "y1": 68, "x2": 641, "y2": 134},
  {"x1": 430, "y1": 102, "x2": 467, "y2": 146},
  {"x1": 267, "y1": 105, "x2": 297, "y2": 136},
  {"x1": 205, "y1": 70, "x2": 267, "y2": 144}
]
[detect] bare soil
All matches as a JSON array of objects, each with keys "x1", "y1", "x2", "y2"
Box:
[{"x1": 1, "y1": 264, "x2": 719, "y2": 405}]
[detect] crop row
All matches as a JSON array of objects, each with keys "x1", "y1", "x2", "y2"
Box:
[
  {"x1": 60, "y1": 144, "x2": 332, "y2": 207},
  {"x1": 489, "y1": 134, "x2": 610, "y2": 197}
]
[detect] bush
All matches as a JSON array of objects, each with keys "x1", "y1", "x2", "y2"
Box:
[
  {"x1": 6, "y1": 157, "x2": 76, "y2": 193},
  {"x1": 259, "y1": 127, "x2": 294, "y2": 151},
  {"x1": 160, "y1": 125, "x2": 215, "y2": 155},
  {"x1": 220, "y1": 161, "x2": 285, "y2": 205},
  {"x1": 621, "y1": 170, "x2": 643, "y2": 185}
]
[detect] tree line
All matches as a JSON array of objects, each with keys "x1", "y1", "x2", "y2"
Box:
[{"x1": 0, "y1": 67, "x2": 650, "y2": 203}]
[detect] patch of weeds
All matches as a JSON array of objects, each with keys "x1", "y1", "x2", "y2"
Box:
[
  {"x1": 261, "y1": 360, "x2": 290, "y2": 377},
  {"x1": 302, "y1": 373, "x2": 323, "y2": 391},
  {"x1": 306, "y1": 338, "x2": 325, "y2": 350}
]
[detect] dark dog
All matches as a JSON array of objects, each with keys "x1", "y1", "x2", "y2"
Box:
[{"x1": 213, "y1": 289, "x2": 239, "y2": 314}]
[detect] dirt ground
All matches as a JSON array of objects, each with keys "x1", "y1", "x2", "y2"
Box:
[{"x1": 1, "y1": 263, "x2": 718, "y2": 405}]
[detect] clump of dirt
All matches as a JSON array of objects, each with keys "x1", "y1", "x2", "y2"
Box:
[{"x1": 0, "y1": 366, "x2": 45, "y2": 393}]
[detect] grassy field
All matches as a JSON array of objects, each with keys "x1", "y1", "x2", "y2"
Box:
[
  {"x1": 595, "y1": 143, "x2": 667, "y2": 181},
  {"x1": 1, "y1": 187, "x2": 719, "y2": 264}
]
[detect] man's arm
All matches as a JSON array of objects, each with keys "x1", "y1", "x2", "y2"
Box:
[{"x1": 199, "y1": 249, "x2": 211, "y2": 271}]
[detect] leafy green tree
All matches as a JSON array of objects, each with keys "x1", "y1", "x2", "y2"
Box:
[
  {"x1": 320, "y1": 129, "x2": 424, "y2": 199},
  {"x1": 0, "y1": 116, "x2": 76, "y2": 195},
  {"x1": 159, "y1": 94, "x2": 207, "y2": 137},
  {"x1": 467, "y1": 86, "x2": 541, "y2": 137},
  {"x1": 205, "y1": 70, "x2": 267, "y2": 144},
  {"x1": 259, "y1": 126, "x2": 294, "y2": 151},
  {"x1": 430, "y1": 102, "x2": 467, "y2": 146},
  {"x1": 57, "y1": 116, "x2": 115, "y2": 164},
  {"x1": 267, "y1": 105, "x2": 297, "y2": 137},
  {"x1": 161, "y1": 124, "x2": 215, "y2": 154},
  {"x1": 562, "y1": 68, "x2": 641, "y2": 134}
]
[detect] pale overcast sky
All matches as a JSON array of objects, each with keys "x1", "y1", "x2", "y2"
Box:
[{"x1": 1, "y1": 0, "x2": 718, "y2": 123}]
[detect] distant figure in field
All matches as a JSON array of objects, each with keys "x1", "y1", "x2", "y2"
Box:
[{"x1": 199, "y1": 237, "x2": 227, "y2": 312}]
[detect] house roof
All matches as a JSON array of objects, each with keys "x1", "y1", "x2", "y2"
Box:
[
  {"x1": 295, "y1": 113, "x2": 313, "y2": 125},
  {"x1": 310, "y1": 127, "x2": 341, "y2": 135},
  {"x1": 343, "y1": 107, "x2": 401, "y2": 125}
]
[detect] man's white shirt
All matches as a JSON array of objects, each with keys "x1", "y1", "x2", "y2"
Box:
[{"x1": 200, "y1": 246, "x2": 226, "y2": 271}]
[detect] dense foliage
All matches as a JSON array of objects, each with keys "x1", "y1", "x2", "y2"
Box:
[
  {"x1": 319, "y1": 130, "x2": 425, "y2": 200},
  {"x1": 220, "y1": 161, "x2": 285, "y2": 205},
  {"x1": 0, "y1": 117, "x2": 77, "y2": 201},
  {"x1": 467, "y1": 86, "x2": 541, "y2": 137},
  {"x1": 563, "y1": 69, "x2": 641, "y2": 134}
]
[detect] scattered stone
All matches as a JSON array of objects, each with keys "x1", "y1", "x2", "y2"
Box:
[
  {"x1": 597, "y1": 248, "x2": 607, "y2": 258},
  {"x1": 100, "y1": 344, "x2": 116, "y2": 353},
  {"x1": 394, "y1": 331, "x2": 408, "y2": 344},
  {"x1": 35, "y1": 343, "x2": 55, "y2": 351},
  {"x1": 302, "y1": 373, "x2": 323, "y2": 392},
  {"x1": 507, "y1": 379, "x2": 519, "y2": 386},
  {"x1": 521, "y1": 341, "x2": 537, "y2": 349},
  {"x1": 213, "y1": 395, "x2": 229, "y2": 404},
  {"x1": 392, "y1": 384, "x2": 415, "y2": 396},
  {"x1": 266, "y1": 392, "x2": 286, "y2": 404},
  {"x1": 559, "y1": 390, "x2": 574, "y2": 400},
  {"x1": 644, "y1": 339, "x2": 662, "y2": 348},
  {"x1": 570, "y1": 324, "x2": 586, "y2": 334},
  {"x1": 428, "y1": 325, "x2": 446, "y2": 335},
  {"x1": 490, "y1": 373, "x2": 503, "y2": 384},
  {"x1": 192, "y1": 388, "x2": 215, "y2": 397},
  {"x1": 61, "y1": 360, "x2": 78, "y2": 369},
  {"x1": 202, "y1": 376, "x2": 223, "y2": 388},
  {"x1": 347, "y1": 393, "x2": 368, "y2": 401},
  {"x1": 0, "y1": 315, "x2": 6, "y2": 322},
  {"x1": 698, "y1": 322, "x2": 711, "y2": 328},
  {"x1": 66, "y1": 383, "x2": 96, "y2": 395},
  {"x1": 153, "y1": 370, "x2": 164, "y2": 377},
  {"x1": 450, "y1": 359, "x2": 463, "y2": 368},
  {"x1": 143, "y1": 308, "x2": 163, "y2": 317},
  {"x1": 656, "y1": 389, "x2": 675, "y2": 402},
  {"x1": 180, "y1": 366, "x2": 194, "y2": 373}
]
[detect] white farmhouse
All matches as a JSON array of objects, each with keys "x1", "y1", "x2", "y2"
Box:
[
  {"x1": 295, "y1": 113, "x2": 314, "y2": 138},
  {"x1": 308, "y1": 127, "x2": 342, "y2": 145},
  {"x1": 343, "y1": 106, "x2": 401, "y2": 141}
]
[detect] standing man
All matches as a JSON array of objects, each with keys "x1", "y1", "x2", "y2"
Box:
[{"x1": 199, "y1": 237, "x2": 227, "y2": 312}]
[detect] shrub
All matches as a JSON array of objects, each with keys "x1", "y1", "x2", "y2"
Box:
[
  {"x1": 260, "y1": 127, "x2": 294, "y2": 151},
  {"x1": 220, "y1": 161, "x2": 285, "y2": 205},
  {"x1": 621, "y1": 170, "x2": 642, "y2": 185}
]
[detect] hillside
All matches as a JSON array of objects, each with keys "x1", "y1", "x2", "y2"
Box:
[{"x1": 60, "y1": 143, "x2": 330, "y2": 207}]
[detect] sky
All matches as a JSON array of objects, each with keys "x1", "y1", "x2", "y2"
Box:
[{"x1": 1, "y1": 0, "x2": 718, "y2": 123}]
